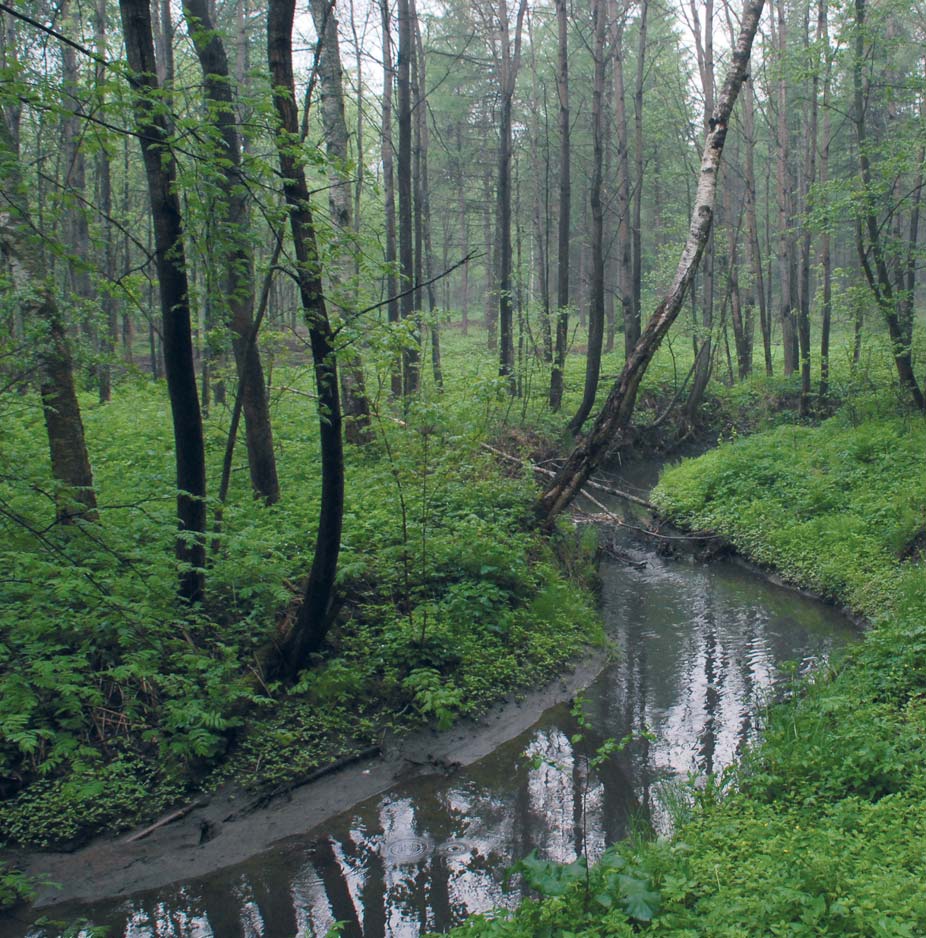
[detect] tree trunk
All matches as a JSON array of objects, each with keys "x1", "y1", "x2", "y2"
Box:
[
  {"x1": 95, "y1": 0, "x2": 117, "y2": 403},
  {"x1": 774, "y1": 0, "x2": 798, "y2": 375},
  {"x1": 631, "y1": 0, "x2": 648, "y2": 323},
  {"x1": 538, "y1": 0, "x2": 764, "y2": 524},
  {"x1": 568, "y1": 0, "x2": 606, "y2": 433},
  {"x1": 380, "y1": 0, "x2": 401, "y2": 397},
  {"x1": 495, "y1": 0, "x2": 528, "y2": 391},
  {"x1": 0, "y1": 117, "x2": 97, "y2": 524},
  {"x1": 268, "y1": 0, "x2": 345, "y2": 674},
  {"x1": 411, "y1": 0, "x2": 443, "y2": 388},
  {"x1": 182, "y1": 0, "x2": 281, "y2": 500},
  {"x1": 742, "y1": 73, "x2": 771, "y2": 376},
  {"x1": 549, "y1": 0, "x2": 570, "y2": 410},
  {"x1": 397, "y1": 0, "x2": 419, "y2": 396},
  {"x1": 685, "y1": 0, "x2": 715, "y2": 423},
  {"x1": 120, "y1": 0, "x2": 206, "y2": 603},
  {"x1": 308, "y1": 0, "x2": 374, "y2": 442},
  {"x1": 611, "y1": 2, "x2": 635, "y2": 359},
  {"x1": 797, "y1": 0, "x2": 820, "y2": 413}
]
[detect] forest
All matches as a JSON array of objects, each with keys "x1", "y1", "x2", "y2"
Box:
[{"x1": 2, "y1": 0, "x2": 926, "y2": 933}]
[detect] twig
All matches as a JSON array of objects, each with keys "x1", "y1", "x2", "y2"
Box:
[{"x1": 123, "y1": 801, "x2": 208, "y2": 843}]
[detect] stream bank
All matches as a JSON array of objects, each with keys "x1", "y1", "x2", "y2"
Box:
[{"x1": 2, "y1": 453, "x2": 859, "y2": 937}]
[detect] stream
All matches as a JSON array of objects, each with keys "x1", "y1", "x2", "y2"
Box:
[{"x1": 7, "y1": 471, "x2": 858, "y2": 938}]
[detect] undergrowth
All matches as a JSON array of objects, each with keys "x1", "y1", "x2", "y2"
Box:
[{"x1": 0, "y1": 351, "x2": 602, "y2": 869}]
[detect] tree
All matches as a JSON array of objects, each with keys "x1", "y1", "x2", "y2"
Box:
[
  {"x1": 568, "y1": 0, "x2": 608, "y2": 433},
  {"x1": 268, "y1": 0, "x2": 345, "y2": 674},
  {"x1": 181, "y1": 0, "x2": 281, "y2": 501},
  {"x1": 852, "y1": 0, "x2": 924, "y2": 410},
  {"x1": 119, "y1": 0, "x2": 207, "y2": 603},
  {"x1": 0, "y1": 118, "x2": 97, "y2": 524},
  {"x1": 487, "y1": 0, "x2": 528, "y2": 389},
  {"x1": 548, "y1": 0, "x2": 570, "y2": 411},
  {"x1": 538, "y1": 0, "x2": 765, "y2": 524},
  {"x1": 308, "y1": 0, "x2": 374, "y2": 443}
]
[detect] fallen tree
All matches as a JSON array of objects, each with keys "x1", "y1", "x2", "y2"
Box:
[{"x1": 537, "y1": 0, "x2": 765, "y2": 525}]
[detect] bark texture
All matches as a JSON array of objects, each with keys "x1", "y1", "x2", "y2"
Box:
[
  {"x1": 268, "y1": 0, "x2": 345, "y2": 674},
  {"x1": 120, "y1": 0, "x2": 206, "y2": 602},
  {"x1": 182, "y1": 0, "x2": 280, "y2": 502}
]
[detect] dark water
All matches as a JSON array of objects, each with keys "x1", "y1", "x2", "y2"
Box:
[{"x1": 18, "y1": 484, "x2": 857, "y2": 938}]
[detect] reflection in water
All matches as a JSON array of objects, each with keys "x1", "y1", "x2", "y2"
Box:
[{"x1": 24, "y1": 514, "x2": 856, "y2": 938}]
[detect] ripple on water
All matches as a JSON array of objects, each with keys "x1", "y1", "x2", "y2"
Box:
[
  {"x1": 383, "y1": 837, "x2": 432, "y2": 863},
  {"x1": 436, "y1": 840, "x2": 470, "y2": 858}
]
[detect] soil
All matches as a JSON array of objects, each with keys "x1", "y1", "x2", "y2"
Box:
[{"x1": 3, "y1": 649, "x2": 609, "y2": 912}]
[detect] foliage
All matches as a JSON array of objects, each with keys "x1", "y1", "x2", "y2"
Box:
[{"x1": 0, "y1": 352, "x2": 602, "y2": 874}]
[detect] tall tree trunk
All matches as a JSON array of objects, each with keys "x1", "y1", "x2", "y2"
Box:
[
  {"x1": 797, "y1": 0, "x2": 820, "y2": 413},
  {"x1": 495, "y1": 0, "x2": 528, "y2": 391},
  {"x1": 631, "y1": 0, "x2": 648, "y2": 323},
  {"x1": 380, "y1": 0, "x2": 401, "y2": 396},
  {"x1": 0, "y1": 119, "x2": 97, "y2": 524},
  {"x1": 685, "y1": 0, "x2": 715, "y2": 422},
  {"x1": 60, "y1": 0, "x2": 95, "y2": 363},
  {"x1": 819, "y1": 48, "x2": 832, "y2": 397},
  {"x1": 775, "y1": 0, "x2": 798, "y2": 375},
  {"x1": 568, "y1": 0, "x2": 606, "y2": 433},
  {"x1": 742, "y1": 73, "x2": 772, "y2": 375},
  {"x1": 852, "y1": 0, "x2": 924, "y2": 409},
  {"x1": 268, "y1": 0, "x2": 345, "y2": 673},
  {"x1": 95, "y1": 0, "x2": 117, "y2": 403},
  {"x1": 411, "y1": 0, "x2": 443, "y2": 388},
  {"x1": 397, "y1": 0, "x2": 419, "y2": 396},
  {"x1": 538, "y1": 0, "x2": 764, "y2": 524},
  {"x1": 611, "y1": 2, "x2": 636, "y2": 359},
  {"x1": 549, "y1": 0, "x2": 570, "y2": 410},
  {"x1": 120, "y1": 0, "x2": 206, "y2": 603},
  {"x1": 182, "y1": 0, "x2": 281, "y2": 500},
  {"x1": 308, "y1": 0, "x2": 374, "y2": 442}
]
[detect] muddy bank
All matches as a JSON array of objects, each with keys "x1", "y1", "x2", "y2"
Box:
[{"x1": 2, "y1": 649, "x2": 608, "y2": 916}]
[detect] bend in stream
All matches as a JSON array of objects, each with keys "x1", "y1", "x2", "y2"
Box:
[{"x1": 6, "y1": 467, "x2": 858, "y2": 938}]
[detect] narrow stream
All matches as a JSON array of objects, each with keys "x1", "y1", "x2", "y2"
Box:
[{"x1": 14, "y1": 476, "x2": 857, "y2": 938}]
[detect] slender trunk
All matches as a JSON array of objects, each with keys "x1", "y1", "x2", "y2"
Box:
[
  {"x1": 568, "y1": 0, "x2": 606, "y2": 433},
  {"x1": 538, "y1": 0, "x2": 764, "y2": 524},
  {"x1": 496, "y1": 0, "x2": 527, "y2": 390},
  {"x1": 268, "y1": 0, "x2": 345, "y2": 673},
  {"x1": 95, "y1": 0, "x2": 117, "y2": 403},
  {"x1": 380, "y1": 0, "x2": 401, "y2": 396},
  {"x1": 0, "y1": 117, "x2": 97, "y2": 523},
  {"x1": 631, "y1": 0, "x2": 648, "y2": 323},
  {"x1": 549, "y1": 0, "x2": 570, "y2": 409},
  {"x1": 120, "y1": 0, "x2": 206, "y2": 603},
  {"x1": 308, "y1": 0, "x2": 374, "y2": 442},
  {"x1": 397, "y1": 0, "x2": 419, "y2": 395},
  {"x1": 411, "y1": 0, "x2": 443, "y2": 388},
  {"x1": 686, "y1": 0, "x2": 715, "y2": 422},
  {"x1": 182, "y1": 0, "x2": 281, "y2": 500},
  {"x1": 611, "y1": 3, "x2": 635, "y2": 359},
  {"x1": 743, "y1": 75, "x2": 771, "y2": 375},
  {"x1": 797, "y1": 0, "x2": 820, "y2": 413},
  {"x1": 775, "y1": 0, "x2": 798, "y2": 375}
]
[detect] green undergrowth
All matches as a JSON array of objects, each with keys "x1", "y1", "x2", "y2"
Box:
[
  {"x1": 0, "y1": 362, "x2": 601, "y2": 866},
  {"x1": 448, "y1": 393, "x2": 926, "y2": 937}
]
